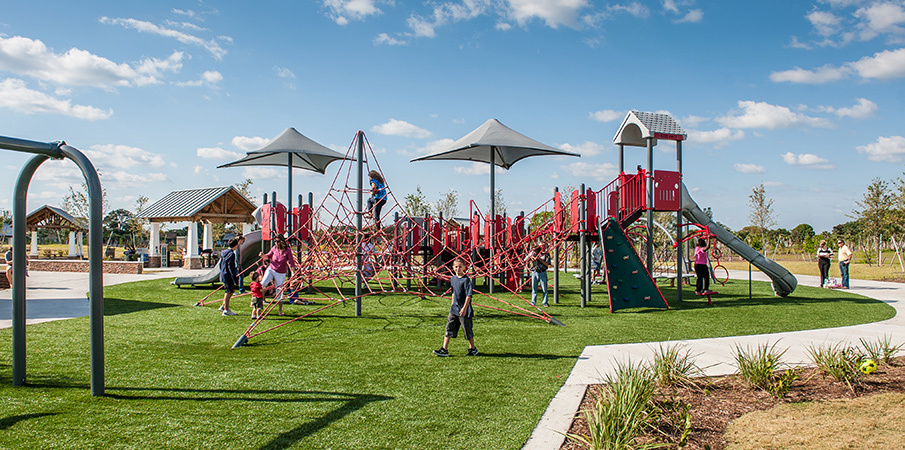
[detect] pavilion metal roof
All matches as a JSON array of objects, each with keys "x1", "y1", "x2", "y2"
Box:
[
  {"x1": 139, "y1": 186, "x2": 256, "y2": 223},
  {"x1": 26, "y1": 205, "x2": 86, "y2": 231}
]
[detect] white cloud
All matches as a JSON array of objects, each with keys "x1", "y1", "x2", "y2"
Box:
[
  {"x1": 407, "y1": 0, "x2": 489, "y2": 38},
  {"x1": 374, "y1": 33, "x2": 407, "y2": 45},
  {"x1": 413, "y1": 138, "x2": 455, "y2": 156},
  {"x1": 172, "y1": 9, "x2": 200, "y2": 19},
  {"x1": 232, "y1": 136, "x2": 270, "y2": 152},
  {"x1": 849, "y1": 47, "x2": 905, "y2": 80},
  {"x1": 689, "y1": 127, "x2": 745, "y2": 145},
  {"x1": 819, "y1": 97, "x2": 877, "y2": 119},
  {"x1": 85, "y1": 144, "x2": 166, "y2": 169},
  {"x1": 857, "y1": 135, "x2": 905, "y2": 162},
  {"x1": 176, "y1": 70, "x2": 223, "y2": 87},
  {"x1": 558, "y1": 141, "x2": 605, "y2": 157},
  {"x1": 678, "y1": 115, "x2": 708, "y2": 127},
  {"x1": 242, "y1": 166, "x2": 283, "y2": 179},
  {"x1": 807, "y1": 10, "x2": 841, "y2": 37},
  {"x1": 854, "y1": 2, "x2": 905, "y2": 41},
  {"x1": 769, "y1": 64, "x2": 851, "y2": 84},
  {"x1": 273, "y1": 66, "x2": 296, "y2": 78},
  {"x1": 781, "y1": 152, "x2": 835, "y2": 169},
  {"x1": 734, "y1": 163, "x2": 765, "y2": 174},
  {"x1": 560, "y1": 161, "x2": 617, "y2": 181},
  {"x1": 0, "y1": 36, "x2": 183, "y2": 88},
  {"x1": 193, "y1": 165, "x2": 210, "y2": 176},
  {"x1": 506, "y1": 0, "x2": 592, "y2": 28},
  {"x1": 455, "y1": 162, "x2": 492, "y2": 175},
  {"x1": 371, "y1": 119, "x2": 432, "y2": 138},
  {"x1": 0, "y1": 78, "x2": 112, "y2": 120},
  {"x1": 662, "y1": 0, "x2": 679, "y2": 14},
  {"x1": 104, "y1": 170, "x2": 168, "y2": 188},
  {"x1": 589, "y1": 109, "x2": 624, "y2": 122},
  {"x1": 675, "y1": 9, "x2": 703, "y2": 23},
  {"x1": 100, "y1": 17, "x2": 227, "y2": 60},
  {"x1": 197, "y1": 147, "x2": 243, "y2": 160},
  {"x1": 716, "y1": 101, "x2": 833, "y2": 130},
  {"x1": 606, "y1": 2, "x2": 649, "y2": 19},
  {"x1": 323, "y1": 0, "x2": 382, "y2": 25}
]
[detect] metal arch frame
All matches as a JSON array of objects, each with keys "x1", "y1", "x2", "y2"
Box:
[{"x1": 2, "y1": 135, "x2": 105, "y2": 396}]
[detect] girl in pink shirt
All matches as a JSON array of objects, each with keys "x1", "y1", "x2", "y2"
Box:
[
  {"x1": 259, "y1": 234, "x2": 297, "y2": 315},
  {"x1": 694, "y1": 238, "x2": 711, "y2": 295}
]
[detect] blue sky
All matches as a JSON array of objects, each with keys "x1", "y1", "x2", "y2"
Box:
[{"x1": 2, "y1": 0, "x2": 905, "y2": 233}]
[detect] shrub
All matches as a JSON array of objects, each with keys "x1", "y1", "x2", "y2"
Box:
[
  {"x1": 807, "y1": 343, "x2": 863, "y2": 391},
  {"x1": 732, "y1": 342, "x2": 787, "y2": 392},
  {"x1": 650, "y1": 343, "x2": 704, "y2": 390},
  {"x1": 566, "y1": 361, "x2": 663, "y2": 450},
  {"x1": 859, "y1": 335, "x2": 903, "y2": 366}
]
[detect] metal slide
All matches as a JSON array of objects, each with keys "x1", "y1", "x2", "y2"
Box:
[
  {"x1": 173, "y1": 230, "x2": 263, "y2": 287},
  {"x1": 681, "y1": 184, "x2": 797, "y2": 297}
]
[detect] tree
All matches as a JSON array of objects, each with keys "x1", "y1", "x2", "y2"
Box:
[
  {"x1": 104, "y1": 209, "x2": 134, "y2": 245},
  {"x1": 435, "y1": 189, "x2": 459, "y2": 219},
  {"x1": 403, "y1": 186, "x2": 431, "y2": 217},
  {"x1": 853, "y1": 177, "x2": 896, "y2": 266},
  {"x1": 790, "y1": 224, "x2": 815, "y2": 245},
  {"x1": 747, "y1": 183, "x2": 776, "y2": 254},
  {"x1": 235, "y1": 178, "x2": 256, "y2": 206},
  {"x1": 130, "y1": 195, "x2": 150, "y2": 245},
  {"x1": 62, "y1": 181, "x2": 109, "y2": 224},
  {"x1": 493, "y1": 188, "x2": 507, "y2": 216},
  {"x1": 0, "y1": 207, "x2": 10, "y2": 228}
]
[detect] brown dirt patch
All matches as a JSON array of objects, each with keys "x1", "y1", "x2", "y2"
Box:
[{"x1": 562, "y1": 357, "x2": 905, "y2": 449}]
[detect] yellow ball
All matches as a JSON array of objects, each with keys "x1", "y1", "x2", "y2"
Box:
[{"x1": 860, "y1": 359, "x2": 877, "y2": 375}]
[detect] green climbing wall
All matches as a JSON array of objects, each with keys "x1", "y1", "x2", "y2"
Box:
[{"x1": 599, "y1": 217, "x2": 669, "y2": 312}]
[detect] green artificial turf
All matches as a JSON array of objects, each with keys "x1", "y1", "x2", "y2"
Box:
[{"x1": 0, "y1": 274, "x2": 895, "y2": 449}]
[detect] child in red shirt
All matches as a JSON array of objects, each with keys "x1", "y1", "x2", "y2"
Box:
[{"x1": 250, "y1": 271, "x2": 264, "y2": 320}]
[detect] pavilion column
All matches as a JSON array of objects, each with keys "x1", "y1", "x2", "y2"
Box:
[
  {"x1": 184, "y1": 222, "x2": 202, "y2": 269},
  {"x1": 68, "y1": 231, "x2": 77, "y2": 256},
  {"x1": 30, "y1": 231, "x2": 38, "y2": 257},
  {"x1": 148, "y1": 223, "x2": 161, "y2": 268},
  {"x1": 203, "y1": 223, "x2": 213, "y2": 250},
  {"x1": 76, "y1": 232, "x2": 84, "y2": 258}
]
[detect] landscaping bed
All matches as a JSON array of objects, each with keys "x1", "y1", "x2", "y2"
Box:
[{"x1": 563, "y1": 356, "x2": 905, "y2": 449}]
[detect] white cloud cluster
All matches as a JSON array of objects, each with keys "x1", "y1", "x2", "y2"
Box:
[
  {"x1": 323, "y1": 0, "x2": 383, "y2": 25},
  {"x1": 273, "y1": 66, "x2": 296, "y2": 78},
  {"x1": 818, "y1": 97, "x2": 877, "y2": 118},
  {"x1": 371, "y1": 119, "x2": 432, "y2": 138},
  {"x1": 0, "y1": 36, "x2": 183, "y2": 88},
  {"x1": 857, "y1": 135, "x2": 905, "y2": 162},
  {"x1": 560, "y1": 161, "x2": 616, "y2": 181},
  {"x1": 85, "y1": 144, "x2": 166, "y2": 169},
  {"x1": 733, "y1": 163, "x2": 765, "y2": 174},
  {"x1": 454, "y1": 162, "x2": 492, "y2": 175},
  {"x1": 232, "y1": 136, "x2": 271, "y2": 152},
  {"x1": 772, "y1": 48, "x2": 905, "y2": 83},
  {"x1": 413, "y1": 138, "x2": 456, "y2": 156},
  {"x1": 100, "y1": 17, "x2": 228, "y2": 60},
  {"x1": 717, "y1": 101, "x2": 833, "y2": 129},
  {"x1": 781, "y1": 152, "x2": 835, "y2": 169},
  {"x1": 506, "y1": 0, "x2": 592, "y2": 28},
  {"x1": 558, "y1": 140, "x2": 605, "y2": 157},
  {"x1": 0, "y1": 78, "x2": 112, "y2": 120},
  {"x1": 406, "y1": 0, "x2": 490, "y2": 39},
  {"x1": 589, "y1": 109, "x2": 624, "y2": 122},
  {"x1": 176, "y1": 70, "x2": 223, "y2": 87},
  {"x1": 797, "y1": 1, "x2": 905, "y2": 47},
  {"x1": 197, "y1": 147, "x2": 243, "y2": 160},
  {"x1": 689, "y1": 127, "x2": 745, "y2": 146}
]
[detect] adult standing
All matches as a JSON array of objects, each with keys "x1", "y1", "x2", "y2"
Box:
[
  {"x1": 817, "y1": 240, "x2": 833, "y2": 288},
  {"x1": 218, "y1": 237, "x2": 240, "y2": 316},
  {"x1": 260, "y1": 233, "x2": 298, "y2": 315},
  {"x1": 838, "y1": 239, "x2": 853, "y2": 289},
  {"x1": 4, "y1": 246, "x2": 12, "y2": 287},
  {"x1": 527, "y1": 244, "x2": 551, "y2": 307}
]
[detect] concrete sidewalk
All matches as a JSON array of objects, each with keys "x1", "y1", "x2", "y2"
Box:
[
  {"x1": 523, "y1": 272, "x2": 905, "y2": 449},
  {"x1": 0, "y1": 267, "x2": 197, "y2": 329}
]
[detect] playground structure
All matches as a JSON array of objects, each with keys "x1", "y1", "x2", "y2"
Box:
[{"x1": 182, "y1": 112, "x2": 798, "y2": 348}]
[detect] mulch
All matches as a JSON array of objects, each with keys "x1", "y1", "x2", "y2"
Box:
[{"x1": 561, "y1": 357, "x2": 905, "y2": 450}]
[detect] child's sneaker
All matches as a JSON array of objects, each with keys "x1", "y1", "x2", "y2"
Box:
[
  {"x1": 222, "y1": 309, "x2": 237, "y2": 316},
  {"x1": 432, "y1": 348, "x2": 449, "y2": 357},
  {"x1": 466, "y1": 348, "x2": 479, "y2": 357},
  {"x1": 251, "y1": 315, "x2": 258, "y2": 320},
  {"x1": 218, "y1": 304, "x2": 225, "y2": 311}
]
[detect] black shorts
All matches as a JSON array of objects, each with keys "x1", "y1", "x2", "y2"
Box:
[
  {"x1": 221, "y1": 276, "x2": 237, "y2": 294},
  {"x1": 445, "y1": 313, "x2": 474, "y2": 340},
  {"x1": 251, "y1": 296, "x2": 264, "y2": 310}
]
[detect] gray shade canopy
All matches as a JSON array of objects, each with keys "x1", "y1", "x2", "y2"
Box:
[
  {"x1": 218, "y1": 127, "x2": 347, "y2": 231},
  {"x1": 411, "y1": 118, "x2": 579, "y2": 168},
  {"x1": 218, "y1": 127, "x2": 347, "y2": 174},
  {"x1": 410, "y1": 118, "x2": 578, "y2": 294}
]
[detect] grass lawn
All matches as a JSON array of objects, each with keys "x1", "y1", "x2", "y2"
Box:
[{"x1": 0, "y1": 273, "x2": 895, "y2": 449}]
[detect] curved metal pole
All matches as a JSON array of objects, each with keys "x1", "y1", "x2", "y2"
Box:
[
  {"x1": 59, "y1": 145, "x2": 105, "y2": 396},
  {"x1": 12, "y1": 155, "x2": 50, "y2": 386}
]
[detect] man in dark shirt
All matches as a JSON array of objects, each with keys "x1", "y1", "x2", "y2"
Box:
[{"x1": 433, "y1": 258, "x2": 478, "y2": 357}]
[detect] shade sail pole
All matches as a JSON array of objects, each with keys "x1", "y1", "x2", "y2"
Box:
[
  {"x1": 287, "y1": 152, "x2": 293, "y2": 235},
  {"x1": 489, "y1": 147, "x2": 495, "y2": 294}
]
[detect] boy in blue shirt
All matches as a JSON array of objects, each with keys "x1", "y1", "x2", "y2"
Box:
[{"x1": 433, "y1": 258, "x2": 478, "y2": 356}]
